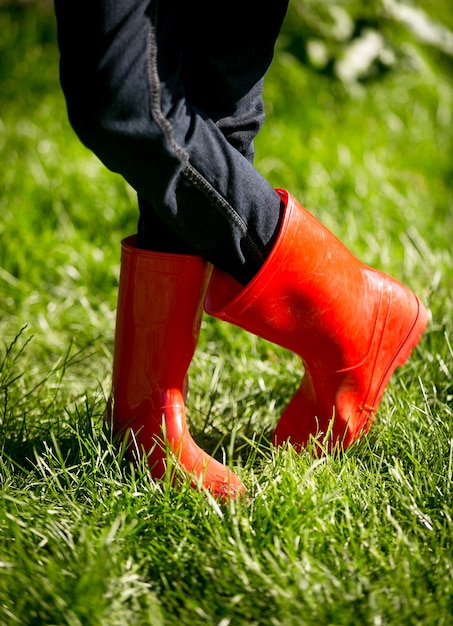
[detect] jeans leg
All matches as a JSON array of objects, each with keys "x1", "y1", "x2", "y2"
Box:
[
  {"x1": 137, "y1": 195, "x2": 197, "y2": 254},
  {"x1": 55, "y1": 0, "x2": 288, "y2": 284},
  {"x1": 137, "y1": 0, "x2": 289, "y2": 256},
  {"x1": 181, "y1": 0, "x2": 289, "y2": 162}
]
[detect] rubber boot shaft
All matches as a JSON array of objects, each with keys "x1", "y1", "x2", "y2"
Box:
[
  {"x1": 113, "y1": 236, "x2": 245, "y2": 497},
  {"x1": 205, "y1": 190, "x2": 428, "y2": 449}
]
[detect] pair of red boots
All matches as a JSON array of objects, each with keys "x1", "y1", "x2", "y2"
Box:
[{"x1": 112, "y1": 190, "x2": 428, "y2": 498}]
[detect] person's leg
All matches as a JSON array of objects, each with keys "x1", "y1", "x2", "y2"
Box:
[
  {"x1": 112, "y1": 237, "x2": 245, "y2": 497},
  {"x1": 137, "y1": 195, "x2": 196, "y2": 254},
  {"x1": 54, "y1": 0, "x2": 289, "y2": 495},
  {"x1": 54, "y1": 0, "x2": 288, "y2": 285},
  {"x1": 180, "y1": 0, "x2": 288, "y2": 163},
  {"x1": 205, "y1": 190, "x2": 428, "y2": 452},
  {"x1": 137, "y1": 0, "x2": 289, "y2": 254}
]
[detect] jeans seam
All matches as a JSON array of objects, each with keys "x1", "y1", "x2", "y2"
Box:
[
  {"x1": 147, "y1": 2, "x2": 265, "y2": 267},
  {"x1": 181, "y1": 167, "x2": 265, "y2": 264}
]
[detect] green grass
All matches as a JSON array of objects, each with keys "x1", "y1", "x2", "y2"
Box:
[{"x1": 1, "y1": 2, "x2": 452, "y2": 625}]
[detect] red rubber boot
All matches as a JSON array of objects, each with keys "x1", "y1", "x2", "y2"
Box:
[
  {"x1": 112, "y1": 236, "x2": 245, "y2": 497},
  {"x1": 205, "y1": 190, "x2": 428, "y2": 451}
]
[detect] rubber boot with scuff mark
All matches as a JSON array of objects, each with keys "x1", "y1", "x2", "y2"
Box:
[
  {"x1": 112, "y1": 236, "x2": 245, "y2": 498},
  {"x1": 205, "y1": 189, "x2": 428, "y2": 451}
]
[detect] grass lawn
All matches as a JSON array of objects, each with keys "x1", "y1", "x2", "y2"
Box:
[{"x1": 0, "y1": 2, "x2": 452, "y2": 625}]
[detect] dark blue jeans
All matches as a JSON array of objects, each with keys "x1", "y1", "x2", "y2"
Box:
[{"x1": 54, "y1": 0, "x2": 289, "y2": 284}]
